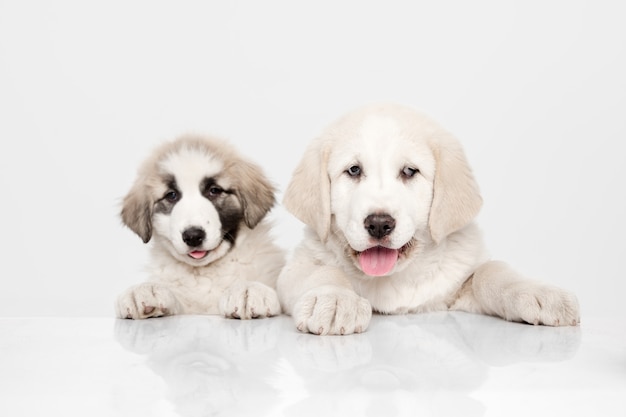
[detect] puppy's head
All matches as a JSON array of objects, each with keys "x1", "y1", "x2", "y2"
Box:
[
  {"x1": 121, "y1": 135, "x2": 275, "y2": 267},
  {"x1": 284, "y1": 104, "x2": 482, "y2": 276}
]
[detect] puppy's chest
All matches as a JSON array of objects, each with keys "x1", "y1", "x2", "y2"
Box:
[
  {"x1": 353, "y1": 269, "x2": 461, "y2": 314},
  {"x1": 152, "y1": 259, "x2": 240, "y2": 291}
]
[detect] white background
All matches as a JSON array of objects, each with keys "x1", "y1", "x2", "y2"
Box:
[{"x1": 0, "y1": 0, "x2": 624, "y2": 318}]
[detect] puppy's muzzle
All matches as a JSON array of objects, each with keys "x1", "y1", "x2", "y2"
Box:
[
  {"x1": 182, "y1": 227, "x2": 206, "y2": 247},
  {"x1": 364, "y1": 214, "x2": 396, "y2": 239}
]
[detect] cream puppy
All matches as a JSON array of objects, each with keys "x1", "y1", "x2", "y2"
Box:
[{"x1": 277, "y1": 104, "x2": 580, "y2": 335}]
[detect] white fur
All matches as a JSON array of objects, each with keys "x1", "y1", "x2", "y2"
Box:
[
  {"x1": 277, "y1": 104, "x2": 580, "y2": 335},
  {"x1": 116, "y1": 136, "x2": 285, "y2": 320}
]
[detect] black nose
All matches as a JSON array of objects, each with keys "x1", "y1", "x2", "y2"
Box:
[
  {"x1": 364, "y1": 214, "x2": 396, "y2": 239},
  {"x1": 182, "y1": 227, "x2": 206, "y2": 247}
]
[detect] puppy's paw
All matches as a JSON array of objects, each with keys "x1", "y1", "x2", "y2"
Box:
[
  {"x1": 220, "y1": 282, "x2": 281, "y2": 320},
  {"x1": 293, "y1": 287, "x2": 372, "y2": 335},
  {"x1": 506, "y1": 284, "x2": 580, "y2": 327},
  {"x1": 115, "y1": 283, "x2": 180, "y2": 319}
]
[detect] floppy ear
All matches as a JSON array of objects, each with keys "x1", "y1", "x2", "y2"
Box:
[
  {"x1": 120, "y1": 181, "x2": 153, "y2": 243},
  {"x1": 428, "y1": 135, "x2": 482, "y2": 243},
  {"x1": 283, "y1": 138, "x2": 331, "y2": 241},
  {"x1": 233, "y1": 159, "x2": 276, "y2": 229}
]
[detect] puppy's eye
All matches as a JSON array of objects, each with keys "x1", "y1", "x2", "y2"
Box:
[
  {"x1": 401, "y1": 166, "x2": 419, "y2": 179},
  {"x1": 206, "y1": 185, "x2": 224, "y2": 199},
  {"x1": 164, "y1": 190, "x2": 179, "y2": 202},
  {"x1": 346, "y1": 165, "x2": 362, "y2": 177}
]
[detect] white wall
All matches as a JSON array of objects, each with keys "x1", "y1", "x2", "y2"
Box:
[{"x1": 1, "y1": 0, "x2": 624, "y2": 318}]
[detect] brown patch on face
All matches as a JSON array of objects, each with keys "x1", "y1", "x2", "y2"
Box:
[
  {"x1": 200, "y1": 178, "x2": 244, "y2": 244},
  {"x1": 153, "y1": 175, "x2": 180, "y2": 216}
]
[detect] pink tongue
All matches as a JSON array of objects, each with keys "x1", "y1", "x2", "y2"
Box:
[
  {"x1": 189, "y1": 250, "x2": 207, "y2": 259},
  {"x1": 358, "y1": 247, "x2": 399, "y2": 276}
]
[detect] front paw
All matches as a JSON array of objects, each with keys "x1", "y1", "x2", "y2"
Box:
[
  {"x1": 220, "y1": 282, "x2": 281, "y2": 319},
  {"x1": 507, "y1": 284, "x2": 580, "y2": 326},
  {"x1": 115, "y1": 283, "x2": 180, "y2": 319},
  {"x1": 293, "y1": 287, "x2": 372, "y2": 335}
]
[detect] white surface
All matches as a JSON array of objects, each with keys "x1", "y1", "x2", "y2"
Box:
[
  {"x1": 1, "y1": 313, "x2": 624, "y2": 417},
  {"x1": 0, "y1": 0, "x2": 624, "y2": 319}
]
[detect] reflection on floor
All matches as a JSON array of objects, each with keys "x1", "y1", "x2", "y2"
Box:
[{"x1": 1, "y1": 312, "x2": 624, "y2": 417}]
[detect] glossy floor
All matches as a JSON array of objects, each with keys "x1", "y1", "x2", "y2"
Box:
[{"x1": 1, "y1": 312, "x2": 624, "y2": 417}]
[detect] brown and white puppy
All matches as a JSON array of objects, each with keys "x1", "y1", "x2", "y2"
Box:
[
  {"x1": 116, "y1": 135, "x2": 284, "y2": 319},
  {"x1": 277, "y1": 103, "x2": 580, "y2": 335}
]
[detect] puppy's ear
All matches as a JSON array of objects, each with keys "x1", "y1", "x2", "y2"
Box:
[
  {"x1": 233, "y1": 159, "x2": 276, "y2": 229},
  {"x1": 120, "y1": 181, "x2": 153, "y2": 243},
  {"x1": 283, "y1": 138, "x2": 331, "y2": 241},
  {"x1": 428, "y1": 135, "x2": 482, "y2": 243}
]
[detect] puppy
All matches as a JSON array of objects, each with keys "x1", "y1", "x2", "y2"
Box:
[
  {"x1": 277, "y1": 103, "x2": 580, "y2": 335},
  {"x1": 116, "y1": 135, "x2": 284, "y2": 319}
]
